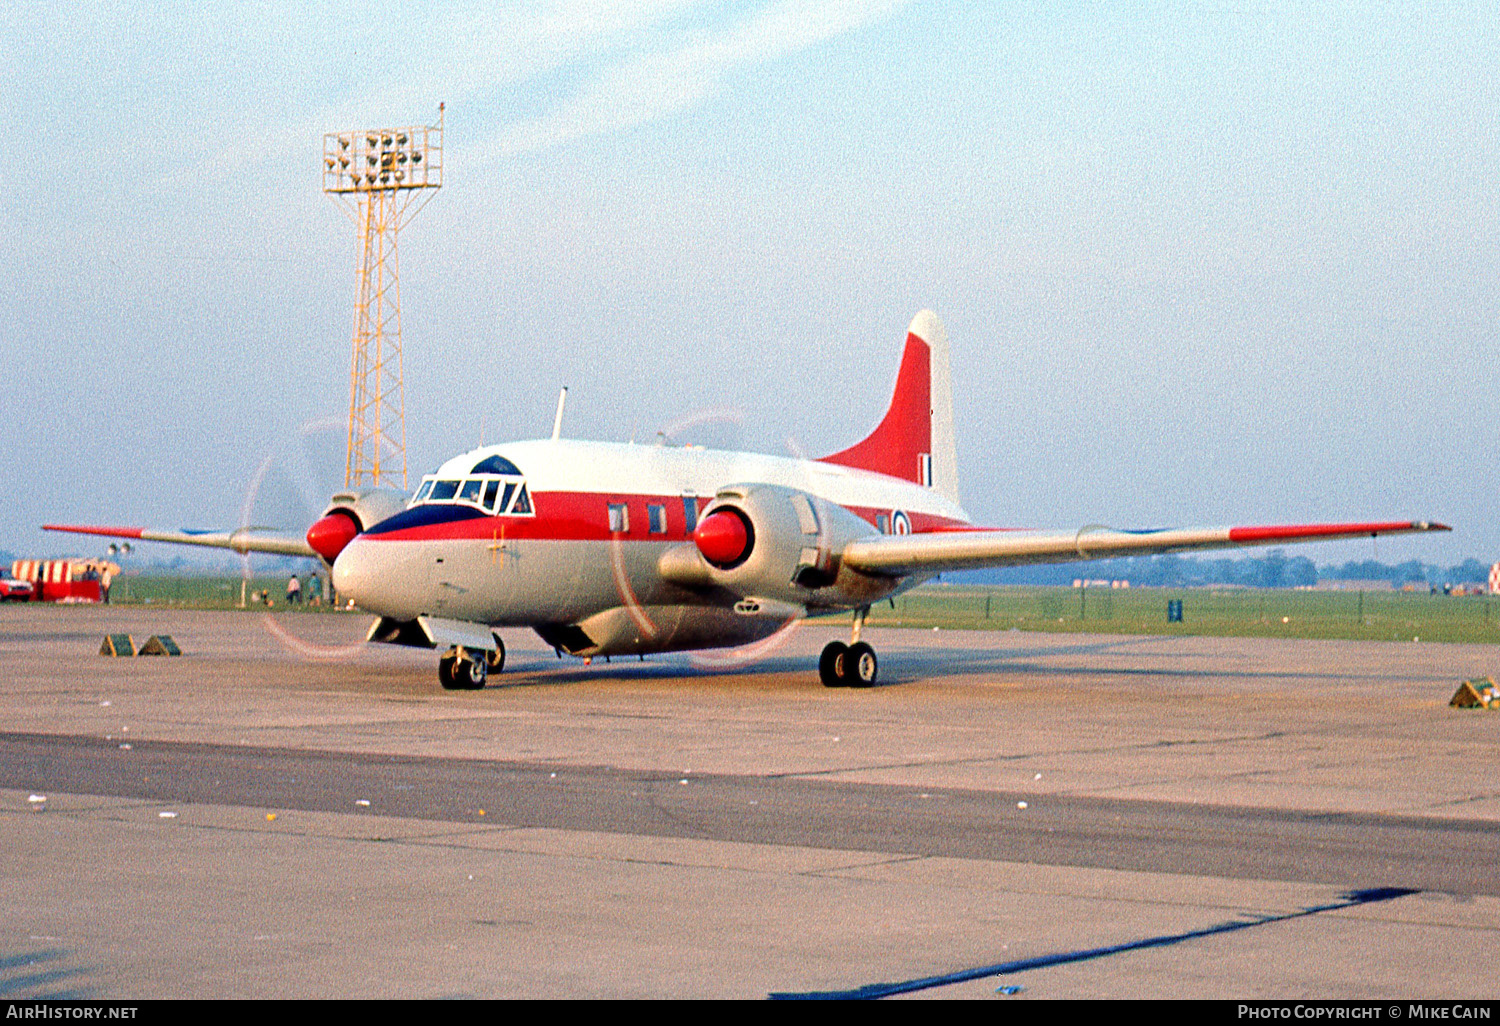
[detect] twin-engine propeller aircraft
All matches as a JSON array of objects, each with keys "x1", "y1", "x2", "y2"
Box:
[{"x1": 48, "y1": 311, "x2": 1448, "y2": 689}]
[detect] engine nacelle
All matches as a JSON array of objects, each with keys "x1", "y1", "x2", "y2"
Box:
[
  {"x1": 672, "y1": 484, "x2": 899, "y2": 610},
  {"x1": 306, "y1": 487, "x2": 410, "y2": 563}
]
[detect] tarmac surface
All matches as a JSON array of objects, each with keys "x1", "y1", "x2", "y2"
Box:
[{"x1": 2, "y1": 603, "x2": 1498, "y2": 999}]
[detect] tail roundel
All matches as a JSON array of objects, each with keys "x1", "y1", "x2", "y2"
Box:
[{"x1": 818, "y1": 310, "x2": 960, "y2": 506}]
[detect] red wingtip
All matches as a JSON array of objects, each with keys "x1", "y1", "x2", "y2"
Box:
[{"x1": 42, "y1": 525, "x2": 146, "y2": 539}]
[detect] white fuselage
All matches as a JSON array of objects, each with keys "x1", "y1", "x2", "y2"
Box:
[{"x1": 331, "y1": 438, "x2": 969, "y2": 656}]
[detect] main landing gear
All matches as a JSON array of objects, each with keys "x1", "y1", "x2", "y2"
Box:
[
  {"x1": 438, "y1": 635, "x2": 506, "y2": 691},
  {"x1": 820, "y1": 606, "x2": 878, "y2": 688}
]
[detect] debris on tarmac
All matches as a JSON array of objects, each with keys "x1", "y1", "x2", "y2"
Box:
[
  {"x1": 158, "y1": 811, "x2": 178, "y2": 819},
  {"x1": 27, "y1": 795, "x2": 46, "y2": 810},
  {"x1": 356, "y1": 799, "x2": 370, "y2": 807},
  {"x1": 1017, "y1": 801, "x2": 1029, "y2": 809},
  {"x1": 995, "y1": 984, "x2": 1025, "y2": 995}
]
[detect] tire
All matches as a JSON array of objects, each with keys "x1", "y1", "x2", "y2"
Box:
[
  {"x1": 819, "y1": 642, "x2": 849, "y2": 687},
  {"x1": 459, "y1": 653, "x2": 488, "y2": 689},
  {"x1": 844, "y1": 642, "x2": 877, "y2": 687},
  {"x1": 438, "y1": 651, "x2": 462, "y2": 690}
]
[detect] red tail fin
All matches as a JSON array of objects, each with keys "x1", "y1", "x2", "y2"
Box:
[{"x1": 818, "y1": 311, "x2": 956, "y2": 503}]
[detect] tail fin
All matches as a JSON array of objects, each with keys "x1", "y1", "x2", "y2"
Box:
[{"x1": 818, "y1": 310, "x2": 960, "y2": 506}]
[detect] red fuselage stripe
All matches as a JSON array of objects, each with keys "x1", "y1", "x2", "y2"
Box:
[{"x1": 363, "y1": 490, "x2": 970, "y2": 544}]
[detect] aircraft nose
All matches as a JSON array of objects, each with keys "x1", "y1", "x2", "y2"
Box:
[{"x1": 331, "y1": 536, "x2": 375, "y2": 610}]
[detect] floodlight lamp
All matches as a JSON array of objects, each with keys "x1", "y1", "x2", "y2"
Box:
[
  {"x1": 412, "y1": 152, "x2": 422, "y2": 163},
  {"x1": 340, "y1": 136, "x2": 350, "y2": 149},
  {"x1": 397, "y1": 133, "x2": 408, "y2": 145},
  {"x1": 366, "y1": 135, "x2": 377, "y2": 147},
  {"x1": 394, "y1": 170, "x2": 404, "y2": 182}
]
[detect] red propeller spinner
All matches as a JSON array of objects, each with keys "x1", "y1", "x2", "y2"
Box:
[{"x1": 306, "y1": 511, "x2": 360, "y2": 563}]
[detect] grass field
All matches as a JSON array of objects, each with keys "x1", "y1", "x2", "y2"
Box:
[
  {"x1": 107, "y1": 574, "x2": 337, "y2": 611},
  {"x1": 863, "y1": 584, "x2": 1500, "y2": 645},
  {"x1": 100, "y1": 574, "x2": 1500, "y2": 644}
]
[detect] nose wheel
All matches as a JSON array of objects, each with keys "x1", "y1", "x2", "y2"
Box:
[
  {"x1": 439, "y1": 643, "x2": 496, "y2": 690},
  {"x1": 438, "y1": 634, "x2": 506, "y2": 691}
]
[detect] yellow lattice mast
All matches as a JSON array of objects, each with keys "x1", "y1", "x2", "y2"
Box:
[{"x1": 323, "y1": 105, "x2": 443, "y2": 489}]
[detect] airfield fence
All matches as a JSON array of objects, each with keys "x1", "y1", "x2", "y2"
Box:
[
  {"x1": 861, "y1": 584, "x2": 1500, "y2": 644},
  {"x1": 96, "y1": 575, "x2": 1500, "y2": 643},
  {"x1": 107, "y1": 574, "x2": 336, "y2": 610}
]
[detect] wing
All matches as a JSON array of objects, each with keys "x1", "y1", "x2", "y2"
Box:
[
  {"x1": 841, "y1": 520, "x2": 1450, "y2": 576},
  {"x1": 43, "y1": 523, "x2": 317, "y2": 558}
]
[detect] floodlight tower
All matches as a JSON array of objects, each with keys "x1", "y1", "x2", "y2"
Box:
[{"x1": 323, "y1": 105, "x2": 443, "y2": 489}]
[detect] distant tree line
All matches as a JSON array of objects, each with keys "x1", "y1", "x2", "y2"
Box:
[{"x1": 954, "y1": 551, "x2": 1493, "y2": 589}]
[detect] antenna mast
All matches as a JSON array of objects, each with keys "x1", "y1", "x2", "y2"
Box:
[{"x1": 323, "y1": 105, "x2": 443, "y2": 489}]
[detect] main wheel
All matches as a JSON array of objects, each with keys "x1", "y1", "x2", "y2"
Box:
[
  {"x1": 819, "y1": 642, "x2": 849, "y2": 687},
  {"x1": 843, "y1": 642, "x2": 878, "y2": 687}
]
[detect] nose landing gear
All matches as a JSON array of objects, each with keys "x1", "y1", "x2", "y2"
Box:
[
  {"x1": 820, "y1": 606, "x2": 878, "y2": 688},
  {"x1": 438, "y1": 634, "x2": 505, "y2": 690}
]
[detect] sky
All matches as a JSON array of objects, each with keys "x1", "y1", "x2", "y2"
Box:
[{"x1": 2, "y1": 1, "x2": 1495, "y2": 568}]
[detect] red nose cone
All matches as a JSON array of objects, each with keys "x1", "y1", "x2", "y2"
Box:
[
  {"x1": 306, "y1": 512, "x2": 360, "y2": 563},
  {"x1": 694, "y1": 510, "x2": 750, "y2": 567}
]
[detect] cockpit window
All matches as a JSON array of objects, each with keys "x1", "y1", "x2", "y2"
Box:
[{"x1": 410, "y1": 469, "x2": 533, "y2": 517}]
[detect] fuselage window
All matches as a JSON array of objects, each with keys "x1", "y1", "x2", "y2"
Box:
[
  {"x1": 511, "y1": 485, "x2": 532, "y2": 515},
  {"x1": 607, "y1": 502, "x2": 629, "y2": 533},
  {"x1": 430, "y1": 480, "x2": 460, "y2": 501},
  {"x1": 459, "y1": 478, "x2": 485, "y2": 505},
  {"x1": 482, "y1": 479, "x2": 500, "y2": 512},
  {"x1": 648, "y1": 504, "x2": 667, "y2": 534},
  {"x1": 413, "y1": 480, "x2": 434, "y2": 503},
  {"x1": 682, "y1": 495, "x2": 698, "y2": 533},
  {"x1": 876, "y1": 513, "x2": 891, "y2": 534},
  {"x1": 499, "y1": 482, "x2": 516, "y2": 513}
]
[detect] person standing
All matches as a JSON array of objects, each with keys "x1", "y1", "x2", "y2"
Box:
[{"x1": 287, "y1": 574, "x2": 302, "y2": 605}]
